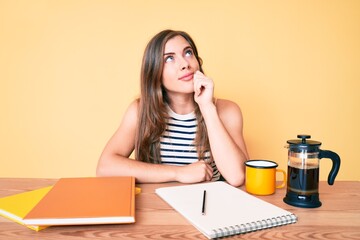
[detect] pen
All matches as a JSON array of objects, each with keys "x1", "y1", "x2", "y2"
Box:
[{"x1": 202, "y1": 190, "x2": 206, "y2": 215}]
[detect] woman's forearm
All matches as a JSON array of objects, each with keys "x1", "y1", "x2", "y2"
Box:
[
  {"x1": 96, "y1": 154, "x2": 214, "y2": 183},
  {"x1": 200, "y1": 103, "x2": 248, "y2": 187},
  {"x1": 96, "y1": 154, "x2": 177, "y2": 183}
]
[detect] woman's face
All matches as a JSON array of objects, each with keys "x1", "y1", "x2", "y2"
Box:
[{"x1": 162, "y1": 35, "x2": 200, "y2": 96}]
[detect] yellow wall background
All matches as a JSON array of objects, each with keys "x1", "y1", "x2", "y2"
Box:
[{"x1": 1, "y1": 0, "x2": 359, "y2": 181}]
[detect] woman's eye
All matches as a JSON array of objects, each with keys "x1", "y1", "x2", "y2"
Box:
[
  {"x1": 165, "y1": 56, "x2": 174, "y2": 63},
  {"x1": 185, "y1": 50, "x2": 193, "y2": 56}
]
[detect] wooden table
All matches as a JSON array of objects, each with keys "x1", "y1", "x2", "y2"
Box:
[{"x1": 0, "y1": 179, "x2": 359, "y2": 240}]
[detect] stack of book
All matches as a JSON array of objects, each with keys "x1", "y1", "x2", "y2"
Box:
[{"x1": 0, "y1": 176, "x2": 137, "y2": 231}]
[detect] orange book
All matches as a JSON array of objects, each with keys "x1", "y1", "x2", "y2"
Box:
[{"x1": 23, "y1": 176, "x2": 135, "y2": 226}]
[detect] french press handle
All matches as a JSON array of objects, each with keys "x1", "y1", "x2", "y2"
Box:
[{"x1": 319, "y1": 150, "x2": 341, "y2": 185}]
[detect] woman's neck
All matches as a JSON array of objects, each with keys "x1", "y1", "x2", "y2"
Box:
[{"x1": 167, "y1": 94, "x2": 195, "y2": 115}]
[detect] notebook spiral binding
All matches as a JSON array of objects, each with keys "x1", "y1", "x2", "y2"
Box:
[{"x1": 211, "y1": 213, "x2": 297, "y2": 238}]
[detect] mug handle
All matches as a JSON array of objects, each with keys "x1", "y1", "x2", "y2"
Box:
[{"x1": 276, "y1": 169, "x2": 287, "y2": 188}]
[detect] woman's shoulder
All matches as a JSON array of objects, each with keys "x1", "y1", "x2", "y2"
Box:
[
  {"x1": 122, "y1": 99, "x2": 140, "y2": 121},
  {"x1": 128, "y1": 98, "x2": 140, "y2": 110},
  {"x1": 215, "y1": 98, "x2": 243, "y2": 120},
  {"x1": 215, "y1": 98, "x2": 242, "y2": 111}
]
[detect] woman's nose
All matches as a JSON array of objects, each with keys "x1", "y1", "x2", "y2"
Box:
[{"x1": 179, "y1": 57, "x2": 190, "y2": 70}]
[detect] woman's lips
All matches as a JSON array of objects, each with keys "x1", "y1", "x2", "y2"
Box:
[{"x1": 178, "y1": 73, "x2": 194, "y2": 81}]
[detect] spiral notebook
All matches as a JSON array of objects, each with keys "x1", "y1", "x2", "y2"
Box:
[{"x1": 156, "y1": 181, "x2": 297, "y2": 239}]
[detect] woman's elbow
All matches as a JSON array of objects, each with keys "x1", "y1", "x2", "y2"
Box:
[
  {"x1": 96, "y1": 157, "x2": 110, "y2": 177},
  {"x1": 226, "y1": 175, "x2": 245, "y2": 188},
  {"x1": 96, "y1": 163, "x2": 106, "y2": 177}
]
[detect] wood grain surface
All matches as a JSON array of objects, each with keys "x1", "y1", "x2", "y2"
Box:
[{"x1": 0, "y1": 179, "x2": 359, "y2": 240}]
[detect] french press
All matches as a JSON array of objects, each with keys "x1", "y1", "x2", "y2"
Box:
[{"x1": 283, "y1": 134, "x2": 341, "y2": 208}]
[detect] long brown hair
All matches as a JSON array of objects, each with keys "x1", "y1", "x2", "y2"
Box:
[{"x1": 135, "y1": 29, "x2": 210, "y2": 164}]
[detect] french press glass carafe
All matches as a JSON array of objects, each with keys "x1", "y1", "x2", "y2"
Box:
[{"x1": 283, "y1": 135, "x2": 341, "y2": 208}]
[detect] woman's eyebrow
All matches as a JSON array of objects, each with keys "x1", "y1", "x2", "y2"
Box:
[
  {"x1": 163, "y1": 52, "x2": 174, "y2": 56},
  {"x1": 183, "y1": 46, "x2": 192, "y2": 51},
  {"x1": 164, "y1": 45, "x2": 192, "y2": 56}
]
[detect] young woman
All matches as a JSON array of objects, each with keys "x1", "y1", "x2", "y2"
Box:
[{"x1": 96, "y1": 30, "x2": 249, "y2": 186}]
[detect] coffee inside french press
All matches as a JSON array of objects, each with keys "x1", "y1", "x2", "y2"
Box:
[{"x1": 283, "y1": 135, "x2": 341, "y2": 208}]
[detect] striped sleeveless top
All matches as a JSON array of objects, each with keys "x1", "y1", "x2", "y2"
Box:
[{"x1": 160, "y1": 106, "x2": 220, "y2": 181}]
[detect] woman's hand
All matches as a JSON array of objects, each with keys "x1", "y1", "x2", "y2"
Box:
[
  {"x1": 193, "y1": 71, "x2": 214, "y2": 107},
  {"x1": 174, "y1": 160, "x2": 213, "y2": 183}
]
